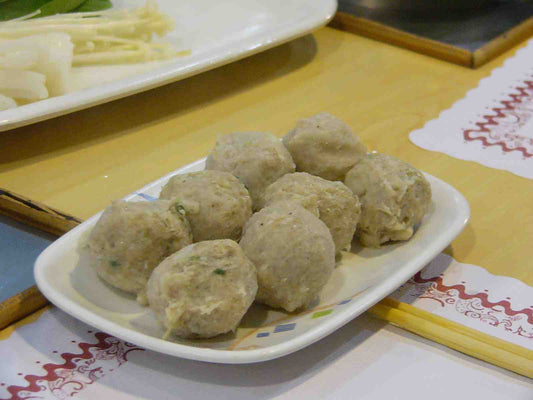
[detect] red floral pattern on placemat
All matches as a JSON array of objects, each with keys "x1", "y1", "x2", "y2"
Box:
[
  {"x1": 463, "y1": 79, "x2": 533, "y2": 158},
  {"x1": 3, "y1": 332, "x2": 143, "y2": 400},
  {"x1": 410, "y1": 40, "x2": 533, "y2": 178},
  {"x1": 398, "y1": 272, "x2": 533, "y2": 340}
]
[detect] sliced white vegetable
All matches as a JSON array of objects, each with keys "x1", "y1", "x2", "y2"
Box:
[
  {"x1": 0, "y1": 1, "x2": 177, "y2": 66},
  {"x1": 0, "y1": 1, "x2": 181, "y2": 109},
  {"x1": 0, "y1": 42, "x2": 39, "y2": 70},
  {"x1": 0, "y1": 93, "x2": 17, "y2": 110},
  {"x1": 0, "y1": 69, "x2": 48, "y2": 101},
  {"x1": 0, "y1": 34, "x2": 73, "y2": 96},
  {"x1": 31, "y1": 33, "x2": 73, "y2": 96}
]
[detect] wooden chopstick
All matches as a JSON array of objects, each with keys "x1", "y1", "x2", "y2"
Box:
[
  {"x1": 368, "y1": 300, "x2": 533, "y2": 378},
  {"x1": 0, "y1": 286, "x2": 49, "y2": 330},
  {"x1": 1, "y1": 189, "x2": 531, "y2": 378},
  {"x1": 0, "y1": 188, "x2": 82, "y2": 236},
  {"x1": 379, "y1": 297, "x2": 532, "y2": 361}
]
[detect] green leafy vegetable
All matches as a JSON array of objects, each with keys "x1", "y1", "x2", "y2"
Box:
[
  {"x1": 213, "y1": 268, "x2": 226, "y2": 276},
  {"x1": 0, "y1": 0, "x2": 111, "y2": 21},
  {"x1": 174, "y1": 203, "x2": 186, "y2": 215},
  {"x1": 0, "y1": 0, "x2": 50, "y2": 21},
  {"x1": 38, "y1": 0, "x2": 86, "y2": 17},
  {"x1": 73, "y1": 0, "x2": 111, "y2": 12}
]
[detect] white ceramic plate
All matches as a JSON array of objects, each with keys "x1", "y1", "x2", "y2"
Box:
[
  {"x1": 35, "y1": 158, "x2": 470, "y2": 364},
  {"x1": 0, "y1": 0, "x2": 336, "y2": 132}
]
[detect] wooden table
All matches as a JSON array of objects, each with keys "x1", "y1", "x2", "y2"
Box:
[{"x1": 0, "y1": 26, "x2": 531, "y2": 285}]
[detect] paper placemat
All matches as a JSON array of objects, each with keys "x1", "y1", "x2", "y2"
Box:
[
  {"x1": 1, "y1": 254, "x2": 531, "y2": 400},
  {"x1": 409, "y1": 38, "x2": 533, "y2": 179},
  {"x1": 391, "y1": 253, "x2": 532, "y2": 349}
]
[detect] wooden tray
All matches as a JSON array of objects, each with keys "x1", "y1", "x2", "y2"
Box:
[{"x1": 329, "y1": 2, "x2": 533, "y2": 68}]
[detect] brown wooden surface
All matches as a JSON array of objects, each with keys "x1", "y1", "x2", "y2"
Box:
[{"x1": 0, "y1": 28, "x2": 530, "y2": 285}]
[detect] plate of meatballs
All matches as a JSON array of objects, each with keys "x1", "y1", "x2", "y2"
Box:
[{"x1": 35, "y1": 113, "x2": 470, "y2": 363}]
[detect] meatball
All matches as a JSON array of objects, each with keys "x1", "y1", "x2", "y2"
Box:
[
  {"x1": 239, "y1": 201, "x2": 335, "y2": 312},
  {"x1": 283, "y1": 112, "x2": 367, "y2": 181},
  {"x1": 87, "y1": 200, "x2": 193, "y2": 301},
  {"x1": 159, "y1": 170, "x2": 252, "y2": 242},
  {"x1": 259, "y1": 172, "x2": 361, "y2": 253},
  {"x1": 205, "y1": 131, "x2": 295, "y2": 208},
  {"x1": 344, "y1": 153, "x2": 432, "y2": 247},
  {"x1": 146, "y1": 240, "x2": 257, "y2": 339}
]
